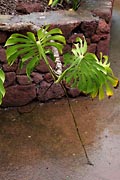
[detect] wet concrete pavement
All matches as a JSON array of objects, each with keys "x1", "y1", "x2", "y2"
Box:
[{"x1": 0, "y1": 0, "x2": 120, "y2": 180}]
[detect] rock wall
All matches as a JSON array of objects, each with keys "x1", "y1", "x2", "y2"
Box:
[{"x1": 0, "y1": 0, "x2": 114, "y2": 107}]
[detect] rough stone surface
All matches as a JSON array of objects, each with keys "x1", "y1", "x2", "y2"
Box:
[
  {"x1": 2, "y1": 84, "x2": 36, "y2": 107},
  {"x1": 79, "y1": 0, "x2": 114, "y2": 23},
  {"x1": 97, "y1": 37, "x2": 110, "y2": 57},
  {"x1": 80, "y1": 21, "x2": 98, "y2": 37},
  {"x1": 51, "y1": 23, "x2": 81, "y2": 39},
  {"x1": 96, "y1": 19, "x2": 110, "y2": 34},
  {"x1": 31, "y1": 72, "x2": 43, "y2": 84},
  {"x1": 92, "y1": 8, "x2": 112, "y2": 23},
  {"x1": 17, "y1": 75, "x2": 32, "y2": 85},
  {"x1": 67, "y1": 88, "x2": 80, "y2": 97},
  {"x1": 4, "y1": 72, "x2": 16, "y2": 87},
  {"x1": 0, "y1": 31, "x2": 8, "y2": 44},
  {"x1": 88, "y1": 43, "x2": 97, "y2": 53},
  {"x1": 0, "y1": 48, "x2": 7, "y2": 63},
  {"x1": 63, "y1": 44, "x2": 71, "y2": 54},
  {"x1": 3, "y1": 63, "x2": 18, "y2": 72},
  {"x1": 16, "y1": 63, "x2": 27, "y2": 75},
  {"x1": 67, "y1": 33, "x2": 84, "y2": 43},
  {"x1": 16, "y1": 2, "x2": 44, "y2": 14},
  {"x1": 44, "y1": 73, "x2": 53, "y2": 83},
  {"x1": 36, "y1": 59, "x2": 55, "y2": 73},
  {"x1": 37, "y1": 81, "x2": 65, "y2": 101},
  {"x1": 86, "y1": 38, "x2": 91, "y2": 45},
  {"x1": 91, "y1": 34, "x2": 108, "y2": 43}
]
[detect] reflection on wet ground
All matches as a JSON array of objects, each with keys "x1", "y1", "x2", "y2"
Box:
[{"x1": 0, "y1": 1, "x2": 120, "y2": 180}]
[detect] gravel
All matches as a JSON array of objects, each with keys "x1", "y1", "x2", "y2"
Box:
[
  {"x1": 0, "y1": 0, "x2": 71, "y2": 15},
  {"x1": 0, "y1": 0, "x2": 51, "y2": 15}
]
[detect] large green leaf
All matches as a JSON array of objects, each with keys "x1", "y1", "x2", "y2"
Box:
[
  {"x1": 47, "y1": 28, "x2": 63, "y2": 35},
  {"x1": 26, "y1": 57, "x2": 39, "y2": 78},
  {"x1": 5, "y1": 26, "x2": 66, "y2": 78},
  {"x1": 58, "y1": 37, "x2": 119, "y2": 100},
  {"x1": 5, "y1": 37, "x2": 33, "y2": 46},
  {"x1": 43, "y1": 35, "x2": 66, "y2": 45},
  {"x1": 36, "y1": 27, "x2": 66, "y2": 54},
  {"x1": 6, "y1": 43, "x2": 34, "y2": 59},
  {"x1": 27, "y1": 32, "x2": 36, "y2": 42}
]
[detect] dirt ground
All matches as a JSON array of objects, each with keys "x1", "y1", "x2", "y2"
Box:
[
  {"x1": 0, "y1": 0, "x2": 49, "y2": 15},
  {"x1": 0, "y1": 0, "x2": 73, "y2": 15}
]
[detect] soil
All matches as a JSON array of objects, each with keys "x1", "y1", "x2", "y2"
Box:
[{"x1": 0, "y1": 0, "x2": 73, "y2": 15}]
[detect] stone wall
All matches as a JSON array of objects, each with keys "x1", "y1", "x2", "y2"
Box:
[{"x1": 0, "y1": 0, "x2": 114, "y2": 107}]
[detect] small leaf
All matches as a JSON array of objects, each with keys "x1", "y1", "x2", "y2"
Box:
[
  {"x1": 44, "y1": 35, "x2": 66, "y2": 45},
  {"x1": 5, "y1": 37, "x2": 32, "y2": 46},
  {"x1": 91, "y1": 84, "x2": 98, "y2": 99},
  {"x1": 63, "y1": 53, "x2": 74, "y2": 66},
  {"x1": 45, "y1": 42, "x2": 64, "y2": 54},
  {"x1": 27, "y1": 32, "x2": 36, "y2": 42},
  {"x1": 26, "y1": 57, "x2": 39, "y2": 78},
  {"x1": 51, "y1": 0, "x2": 59, "y2": 7},
  {"x1": 0, "y1": 69, "x2": 5, "y2": 82},
  {"x1": 7, "y1": 52, "x2": 19, "y2": 65},
  {"x1": 22, "y1": 51, "x2": 38, "y2": 62},
  {"x1": 47, "y1": 28, "x2": 63, "y2": 36},
  {"x1": 45, "y1": 49, "x2": 55, "y2": 61},
  {"x1": 48, "y1": 0, "x2": 53, "y2": 5}
]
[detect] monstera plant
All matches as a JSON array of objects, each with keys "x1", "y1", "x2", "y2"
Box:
[
  {"x1": 57, "y1": 37, "x2": 119, "y2": 100},
  {"x1": 0, "y1": 26, "x2": 118, "y2": 165},
  {"x1": 5, "y1": 26, "x2": 118, "y2": 100}
]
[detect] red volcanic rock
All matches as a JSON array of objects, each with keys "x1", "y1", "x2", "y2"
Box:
[
  {"x1": 36, "y1": 59, "x2": 55, "y2": 73},
  {"x1": 88, "y1": 43, "x2": 97, "y2": 54},
  {"x1": 86, "y1": 38, "x2": 91, "y2": 45},
  {"x1": 80, "y1": 21, "x2": 98, "y2": 37},
  {"x1": 96, "y1": 19, "x2": 110, "y2": 34},
  {"x1": 91, "y1": 34, "x2": 108, "y2": 43},
  {"x1": 97, "y1": 37, "x2": 110, "y2": 58},
  {"x1": 63, "y1": 44, "x2": 71, "y2": 54},
  {"x1": 17, "y1": 75, "x2": 32, "y2": 85},
  {"x1": 4, "y1": 72, "x2": 16, "y2": 87},
  {"x1": 92, "y1": 8, "x2": 112, "y2": 23},
  {"x1": 67, "y1": 88, "x2": 80, "y2": 98},
  {"x1": 67, "y1": 33, "x2": 84, "y2": 43},
  {"x1": 44, "y1": 73, "x2": 53, "y2": 83},
  {"x1": 31, "y1": 72, "x2": 43, "y2": 84},
  {"x1": 16, "y1": 2, "x2": 44, "y2": 14},
  {"x1": 3, "y1": 63, "x2": 18, "y2": 72},
  {"x1": 2, "y1": 84, "x2": 36, "y2": 107},
  {"x1": 0, "y1": 48, "x2": 7, "y2": 63},
  {"x1": 37, "y1": 81, "x2": 65, "y2": 101},
  {"x1": 0, "y1": 32, "x2": 7, "y2": 44},
  {"x1": 16, "y1": 66, "x2": 26, "y2": 75},
  {"x1": 50, "y1": 22, "x2": 80, "y2": 39}
]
